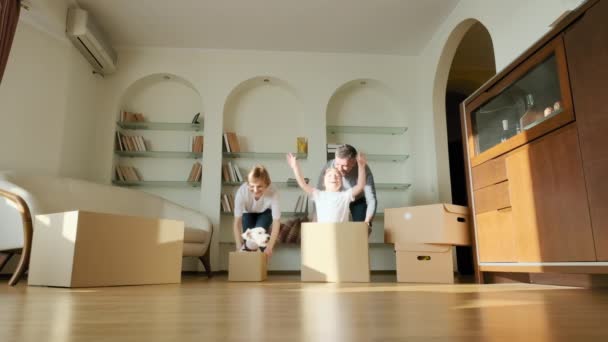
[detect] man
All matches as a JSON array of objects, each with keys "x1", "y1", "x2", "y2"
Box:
[{"x1": 317, "y1": 144, "x2": 377, "y2": 228}]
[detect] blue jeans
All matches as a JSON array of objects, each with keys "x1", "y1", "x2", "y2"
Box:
[
  {"x1": 349, "y1": 196, "x2": 367, "y2": 222},
  {"x1": 242, "y1": 208, "x2": 273, "y2": 233}
]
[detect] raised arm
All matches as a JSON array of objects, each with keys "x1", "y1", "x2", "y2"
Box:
[
  {"x1": 286, "y1": 153, "x2": 315, "y2": 195},
  {"x1": 351, "y1": 152, "x2": 367, "y2": 197}
]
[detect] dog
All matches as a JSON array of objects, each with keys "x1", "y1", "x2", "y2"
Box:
[{"x1": 240, "y1": 227, "x2": 270, "y2": 252}]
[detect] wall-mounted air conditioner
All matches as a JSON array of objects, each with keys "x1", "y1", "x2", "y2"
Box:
[{"x1": 66, "y1": 8, "x2": 117, "y2": 75}]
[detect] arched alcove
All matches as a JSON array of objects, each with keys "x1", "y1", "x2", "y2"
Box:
[
  {"x1": 219, "y1": 76, "x2": 307, "y2": 269},
  {"x1": 114, "y1": 73, "x2": 204, "y2": 211},
  {"x1": 223, "y1": 76, "x2": 304, "y2": 152},
  {"x1": 326, "y1": 78, "x2": 410, "y2": 248}
]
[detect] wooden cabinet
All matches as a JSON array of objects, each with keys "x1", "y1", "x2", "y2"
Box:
[
  {"x1": 476, "y1": 208, "x2": 516, "y2": 262},
  {"x1": 461, "y1": 0, "x2": 608, "y2": 279},
  {"x1": 505, "y1": 124, "x2": 595, "y2": 262},
  {"x1": 564, "y1": 0, "x2": 608, "y2": 261}
]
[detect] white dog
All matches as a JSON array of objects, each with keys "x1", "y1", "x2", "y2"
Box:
[{"x1": 240, "y1": 227, "x2": 270, "y2": 252}]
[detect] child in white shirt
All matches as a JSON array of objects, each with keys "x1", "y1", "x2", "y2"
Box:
[{"x1": 286, "y1": 152, "x2": 367, "y2": 223}]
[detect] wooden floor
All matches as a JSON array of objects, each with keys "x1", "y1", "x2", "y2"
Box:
[{"x1": 1, "y1": 273, "x2": 607, "y2": 341}]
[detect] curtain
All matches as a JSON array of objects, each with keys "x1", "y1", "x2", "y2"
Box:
[{"x1": 0, "y1": 0, "x2": 21, "y2": 84}]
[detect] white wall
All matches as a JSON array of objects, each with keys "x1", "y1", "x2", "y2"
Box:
[
  {"x1": 417, "y1": 0, "x2": 587, "y2": 204},
  {"x1": 0, "y1": 8, "x2": 102, "y2": 180}
]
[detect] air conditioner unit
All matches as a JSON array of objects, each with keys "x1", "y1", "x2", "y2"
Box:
[{"x1": 66, "y1": 8, "x2": 117, "y2": 75}]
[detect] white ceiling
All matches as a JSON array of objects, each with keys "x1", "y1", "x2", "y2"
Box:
[{"x1": 73, "y1": 0, "x2": 460, "y2": 55}]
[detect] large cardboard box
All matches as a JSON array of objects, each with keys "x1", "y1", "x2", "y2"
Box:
[
  {"x1": 28, "y1": 210, "x2": 184, "y2": 287},
  {"x1": 395, "y1": 243, "x2": 455, "y2": 284},
  {"x1": 301, "y1": 222, "x2": 370, "y2": 283},
  {"x1": 384, "y1": 204, "x2": 471, "y2": 245},
  {"x1": 228, "y1": 251, "x2": 267, "y2": 281}
]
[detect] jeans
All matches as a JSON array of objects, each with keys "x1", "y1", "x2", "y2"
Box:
[
  {"x1": 349, "y1": 196, "x2": 367, "y2": 222},
  {"x1": 242, "y1": 208, "x2": 273, "y2": 233}
]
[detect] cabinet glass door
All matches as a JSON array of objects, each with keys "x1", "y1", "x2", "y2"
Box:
[
  {"x1": 472, "y1": 54, "x2": 564, "y2": 155},
  {"x1": 465, "y1": 36, "x2": 574, "y2": 166}
]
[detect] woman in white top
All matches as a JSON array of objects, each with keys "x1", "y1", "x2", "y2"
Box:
[
  {"x1": 286, "y1": 152, "x2": 367, "y2": 223},
  {"x1": 233, "y1": 165, "x2": 281, "y2": 257}
]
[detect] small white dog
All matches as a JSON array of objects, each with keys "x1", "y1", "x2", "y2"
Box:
[{"x1": 240, "y1": 227, "x2": 270, "y2": 252}]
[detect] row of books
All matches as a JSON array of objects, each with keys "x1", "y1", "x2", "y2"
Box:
[
  {"x1": 220, "y1": 193, "x2": 235, "y2": 213},
  {"x1": 190, "y1": 136, "x2": 204, "y2": 153},
  {"x1": 222, "y1": 161, "x2": 243, "y2": 183},
  {"x1": 293, "y1": 195, "x2": 309, "y2": 213},
  {"x1": 222, "y1": 132, "x2": 240, "y2": 152},
  {"x1": 121, "y1": 111, "x2": 145, "y2": 122},
  {"x1": 187, "y1": 162, "x2": 203, "y2": 182},
  {"x1": 116, "y1": 132, "x2": 149, "y2": 152},
  {"x1": 115, "y1": 165, "x2": 142, "y2": 182}
]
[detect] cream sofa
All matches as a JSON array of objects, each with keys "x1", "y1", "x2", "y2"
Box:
[{"x1": 0, "y1": 171, "x2": 212, "y2": 286}]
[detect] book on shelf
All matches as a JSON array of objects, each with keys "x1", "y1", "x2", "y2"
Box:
[
  {"x1": 115, "y1": 165, "x2": 142, "y2": 182},
  {"x1": 221, "y1": 193, "x2": 234, "y2": 213},
  {"x1": 223, "y1": 132, "x2": 240, "y2": 153},
  {"x1": 294, "y1": 194, "x2": 308, "y2": 213},
  {"x1": 121, "y1": 111, "x2": 145, "y2": 123},
  {"x1": 187, "y1": 162, "x2": 202, "y2": 182},
  {"x1": 116, "y1": 132, "x2": 148, "y2": 152},
  {"x1": 190, "y1": 136, "x2": 204, "y2": 153},
  {"x1": 222, "y1": 162, "x2": 243, "y2": 183}
]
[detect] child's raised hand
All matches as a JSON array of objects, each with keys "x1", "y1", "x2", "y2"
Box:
[
  {"x1": 286, "y1": 153, "x2": 298, "y2": 169},
  {"x1": 357, "y1": 152, "x2": 367, "y2": 166}
]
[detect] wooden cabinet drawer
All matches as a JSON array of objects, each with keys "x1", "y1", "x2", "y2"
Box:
[
  {"x1": 472, "y1": 155, "x2": 508, "y2": 190},
  {"x1": 476, "y1": 208, "x2": 516, "y2": 262},
  {"x1": 473, "y1": 181, "x2": 511, "y2": 214}
]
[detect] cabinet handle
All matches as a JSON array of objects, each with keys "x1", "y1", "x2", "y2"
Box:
[
  {"x1": 457, "y1": 217, "x2": 466, "y2": 223},
  {"x1": 497, "y1": 207, "x2": 512, "y2": 213}
]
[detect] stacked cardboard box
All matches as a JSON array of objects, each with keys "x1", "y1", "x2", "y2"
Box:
[{"x1": 384, "y1": 204, "x2": 470, "y2": 283}]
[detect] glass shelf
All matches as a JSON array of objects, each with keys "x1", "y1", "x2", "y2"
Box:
[
  {"x1": 221, "y1": 211, "x2": 307, "y2": 217},
  {"x1": 112, "y1": 180, "x2": 201, "y2": 188},
  {"x1": 223, "y1": 181, "x2": 300, "y2": 188},
  {"x1": 223, "y1": 152, "x2": 307, "y2": 159},
  {"x1": 327, "y1": 125, "x2": 408, "y2": 135},
  {"x1": 117, "y1": 122, "x2": 203, "y2": 131},
  {"x1": 375, "y1": 183, "x2": 411, "y2": 190},
  {"x1": 115, "y1": 151, "x2": 202, "y2": 159},
  {"x1": 367, "y1": 154, "x2": 409, "y2": 162}
]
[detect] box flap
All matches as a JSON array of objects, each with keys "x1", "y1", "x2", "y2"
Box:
[{"x1": 443, "y1": 204, "x2": 469, "y2": 215}]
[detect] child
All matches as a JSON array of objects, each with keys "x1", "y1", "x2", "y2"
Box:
[
  {"x1": 233, "y1": 165, "x2": 280, "y2": 257},
  {"x1": 286, "y1": 152, "x2": 367, "y2": 223}
]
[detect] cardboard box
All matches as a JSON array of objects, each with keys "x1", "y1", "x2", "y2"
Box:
[
  {"x1": 384, "y1": 204, "x2": 471, "y2": 246},
  {"x1": 395, "y1": 243, "x2": 454, "y2": 284},
  {"x1": 301, "y1": 222, "x2": 370, "y2": 283},
  {"x1": 28, "y1": 210, "x2": 184, "y2": 287},
  {"x1": 228, "y1": 251, "x2": 267, "y2": 281}
]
